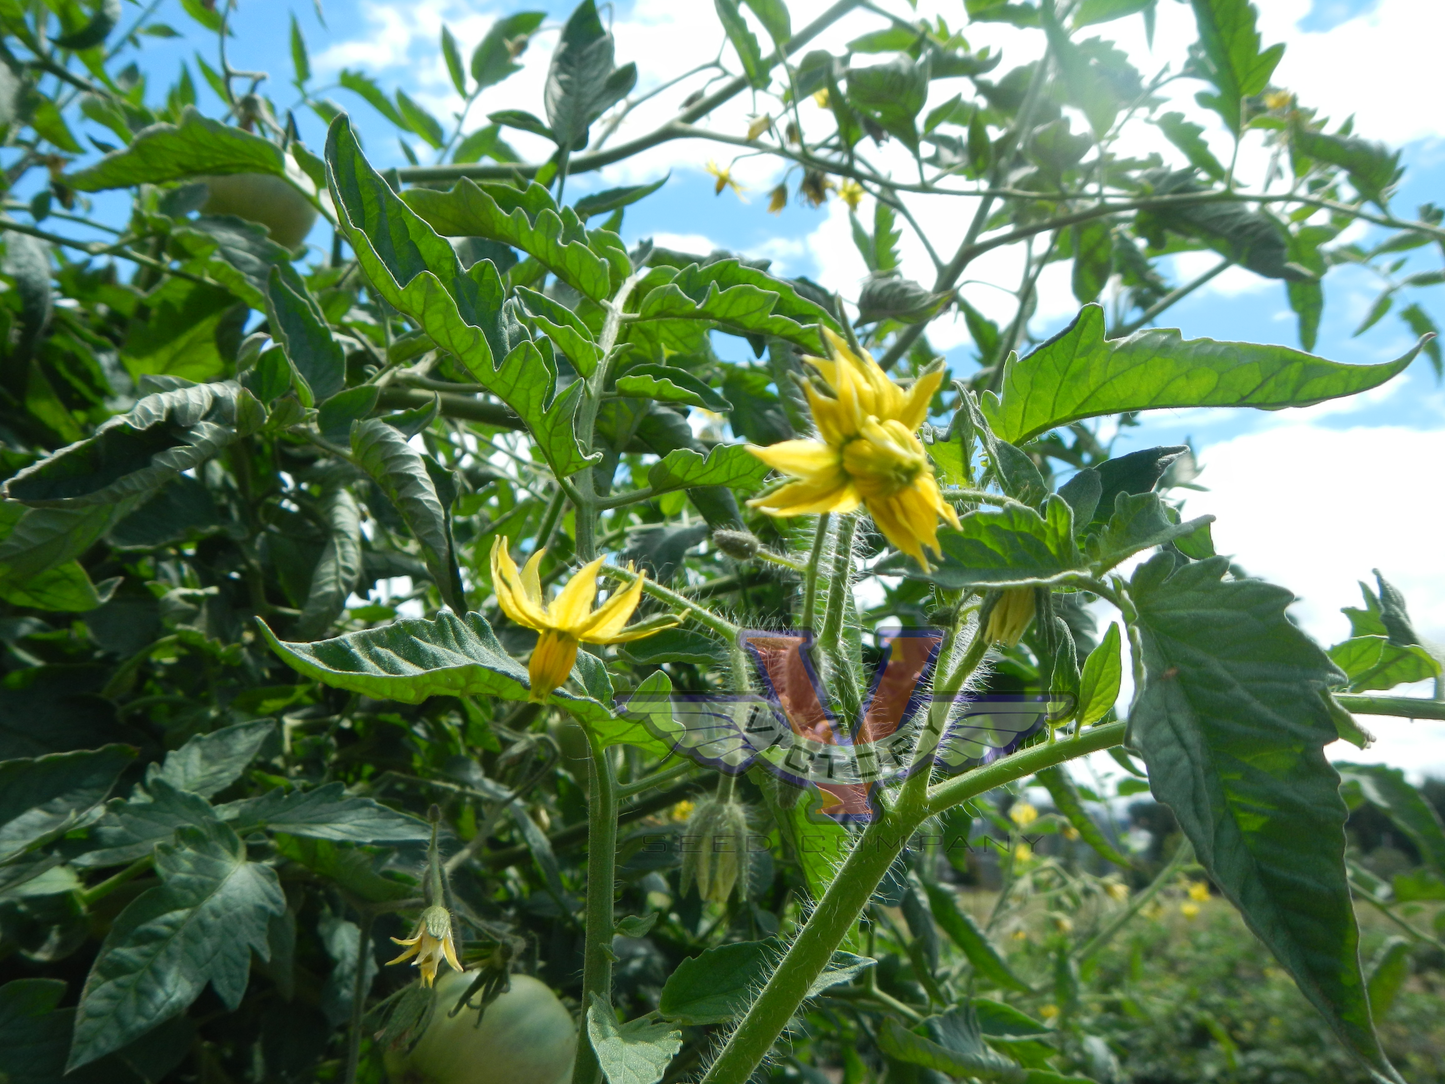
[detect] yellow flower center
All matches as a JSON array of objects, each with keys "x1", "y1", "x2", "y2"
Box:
[{"x1": 840, "y1": 418, "x2": 925, "y2": 498}]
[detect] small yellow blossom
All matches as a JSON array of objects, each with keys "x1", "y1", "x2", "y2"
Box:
[
  {"x1": 705, "y1": 160, "x2": 747, "y2": 200},
  {"x1": 1012, "y1": 928, "x2": 1029, "y2": 942},
  {"x1": 836, "y1": 178, "x2": 864, "y2": 211},
  {"x1": 1105, "y1": 882, "x2": 1130, "y2": 903},
  {"x1": 785, "y1": 120, "x2": 801, "y2": 145},
  {"x1": 1187, "y1": 880, "x2": 1210, "y2": 902},
  {"x1": 746, "y1": 329, "x2": 958, "y2": 569},
  {"x1": 387, "y1": 905, "x2": 462, "y2": 987},
  {"x1": 1181, "y1": 902, "x2": 1201, "y2": 920},
  {"x1": 812, "y1": 88, "x2": 830, "y2": 109},
  {"x1": 746, "y1": 114, "x2": 772, "y2": 141},
  {"x1": 1062, "y1": 825, "x2": 1080, "y2": 841},
  {"x1": 767, "y1": 183, "x2": 788, "y2": 214},
  {"x1": 1052, "y1": 914, "x2": 1073, "y2": 934},
  {"x1": 1015, "y1": 842, "x2": 1033, "y2": 862},
  {"x1": 669, "y1": 799, "x2": 696, "y2": 823},
  {"x1": 1040, "y1": 1003, "x2": 1060, "y2": 1020},
  {"x1": 1262, "y1": 89, "x2": 1294, "y2": 110},
  {"x1": 1010, "y1": 802, "x2": 1039, "y2": 828},
  {"x1": 984, "y1": 588, "x2": 1036, "y2": 646},
  {"x1": 490, "y1": 539, "x2": 678, "y2": 702}
]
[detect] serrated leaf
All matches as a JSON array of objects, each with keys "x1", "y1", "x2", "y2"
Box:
[
  {"x1": 54, "y1": 0, "x2": 121, "y2": 50},
  {"x1": 1365, "y1": 938, "x2": 1411, "y2": 1021},
  {"x1": 649, "y1": 445, "x2": 770, "y2": 494},
  {"x1": 1158, "y1": 111, "x2": 1226, "y2": 180},
  {"x1": 878, "y1": 1011, "x2": 1026, "y2": 1082},
  {"x1": 1094, "y1": 492, "x2": 1215, "y2": 572},
  {"x1": 151, "y1": 719, "x2": 275, "y2": 798},
  {"x1": 170, "y1": 215, "x2": 292, "y2": 309},
  {"x1": 574, "y1": 176, "x2": 668, "y2": 219},
  {"x1": 351, "y1": 418, "x2": 465, "y2": 614},
  {"x1": 73, "y1": 778, "x2": 220, "y2": 868},
  {"x1": 0, "y1": 559, "x2": 115, "y2": 612},
  {"x1": 68, "y1": 820, "x2": 285, "y2": 1070},
  {"x1": 1336, "y1": 763, "x2": 1445, "y2": 877},
  {"x1": 218, "y1": 782, "x2": 429, "y2": 843},
  {"x1": 296, "y1": 485, "x2": 363, "y2": 641},
  {"x1": 588, "y1": 995, "x2": 682, "y2": 1084},
  {"x1": 616, "y1": 365, "x2": 730, "y2": 411},
  {"x1": 0, "y1": 745, "x2": 135, "y2": 863},
  {"x1": 904, "y1": 499, "x2": 1084, "y2": 588},
  {"x1": 1293, "y1": 124, "x2": 1400, "y2": 206},
  {"x1": 1126, "y1": 553, "x2": 1400, "y2": 1082},
  {"x1": 1071, "y1": 220, "x2": 1113, "y2": 303},
  {"x1": 258, "y1": 608, "x2": 619, "y2": 730},
  {"x1": 545, "y1": 1, "x2": 636, "y2": 150},
  {"x1": 515, "y1": 285, "x2": 601, "y2": 375},
  {"x1": 472, "y1": 12, "x2": 545, "y2": 89},
  {"x1": 1076, "y1": 622, "x2": 1122, "y2": 726},
  {"x1": 1327, "y1": 636, "x2": 1439, "y2": 694},
  {"x1": 658, "y1": 939, "x2": 872, "y2": 1025},
  {"x1": 65, "y1": 106, "x2": 289, "y2": 191},
  {"x1": 1037, "y1": 766, "x2": 1132, "y2": 867},
  {"x1": 274, "y1": 835, "x2": 415, "y2": 902},
  {"x1": 1189, "y1": 0, "x2": 1284, "y2": 135},
  {"x1": 265, "y1": 264, "x2": 345, "y2": 403},
  {"x1": 982, "y1": 305, "x2": 1421, "y2": 444},
  {"x1": 403, "y1": 179, "x2": 615, "y2": 301},
  {"x1": 921, "y1": 880, "x2": 1032, "y2": 992}
]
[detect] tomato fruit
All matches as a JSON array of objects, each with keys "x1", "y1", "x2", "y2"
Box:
[
  {"x1": 198, "y1": 173, "x2": 318, "y2": 250},
  {"x1": 385, "y1": 971, "x2": 577, "y2": 1084}
]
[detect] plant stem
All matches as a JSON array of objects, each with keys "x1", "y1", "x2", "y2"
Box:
[
  {"x1": 1335, "y1": 694, "x2": 1445, "y2": 721},
  {"x1": 343, "y1": 912, "x2": 375, "y2": 1084},
  {"x1": 800, "y1": 512, "x2": 830, "y2": 631},
  {"x1": 926, "y1": 720, "x2": 1125, "y2": 816},
  {"x1": 600, "y1": 564, "x2": 740, "y2": 639},
  {"x1": 817, "y1": 515, "x2": 855, "y2": 656},
  {"x1": 1074, "y1": 837, "x2": 1194, "y2": 963},
  {"x1": 573, "y1": 722, "x2": 620, "y2": 1084},
  {"x1": 78, "y1": 855, "x2": 154, "y2": 906}
]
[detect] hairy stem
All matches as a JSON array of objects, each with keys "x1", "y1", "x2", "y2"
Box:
[
  {"x1": 573, "y1": 723, "x2": 620, "y2": 1084},
  {"x1": 343, "y1": 912, "x2": 375, "y2": 1084},
  {"x1": 800, "y1": 512, "x2": 831, "y2": 631}
]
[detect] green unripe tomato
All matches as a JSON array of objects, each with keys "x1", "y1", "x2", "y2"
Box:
[
  {"x1": 198, "y1": 172, "x2": 318, "y2": 250},
  {"x1": 385, "y1": 971, "x2": 576, "y2": 1084}
]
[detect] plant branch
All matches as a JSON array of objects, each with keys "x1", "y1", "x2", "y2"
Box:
[{"x1": 572, "y1": 723, "x2": 620, "y2": 1084}]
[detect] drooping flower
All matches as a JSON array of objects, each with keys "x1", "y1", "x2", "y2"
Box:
[
  {"x1": 836, "y1": 178, "x2": 864, "y2": 211},
  {"x1": 799, "y1": 169, "x2": 831, "y2": 206},
  {"x1": 746, "y1": 329, "x2": 958, "y2": 569},
  {"x1": 746, "y1": 114, "x2": 772, "y2": 141},
  {"x1": 1187, "y1": 880, "x2": 1211, "y2": 902},
  {"x1": 984, "y1": 587, "x2": 1036, "y2": 646},
  {"x1": 706, "y1": 160, "x2": 747, "y2": 199},
  {"x1": 680, "y1": 797, "x2": 752, "y2": 904},
  {"x1": 388, "y1": 905, "x2": 462, "y2": 987},
  {"x1": 490, "y1": 539, "x2": 679, "y2": 702},
  {"x1": 1009, "y1": 802, "x2": 1039, "y2": 828},
  {"x1": 767, "y1": 183, "x2": 788, "y2": 214}
]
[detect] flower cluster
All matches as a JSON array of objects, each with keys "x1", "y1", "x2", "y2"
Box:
[{"x1": 746, "y1": 329, "x2": 958, "y2": 569}]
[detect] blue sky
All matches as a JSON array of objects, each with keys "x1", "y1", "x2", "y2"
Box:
[{"x1": 54, "y1": 0, "x2": 1445, "y2": 774}]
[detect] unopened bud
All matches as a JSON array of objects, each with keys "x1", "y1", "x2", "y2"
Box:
[
  {"x1": 712, "y1": 529, "x2": 761, "y2": 561},
  {"x1": 984, "y1": 587, "x2": 1036, "y2": 646},
  {"x1": 680, "y1": 797, "x2": 752, "y2": 905}
]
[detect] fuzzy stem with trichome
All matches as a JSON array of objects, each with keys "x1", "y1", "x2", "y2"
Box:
[{"x1": 572, "y1": 719, "x2": 621, "y2": 1084}]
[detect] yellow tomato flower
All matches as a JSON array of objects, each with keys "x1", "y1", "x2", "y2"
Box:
[
  {"x1": 1105, "y1": 881, "x2": 1130, "y2": 902},
  {"x1": 490, "y1": 539, "x2": 679, "y2": 702},
  {"x1": 706, "y1": 160, "x2": 747, "y2": 199},
  {"x1": 1040, "y1": 1003, "x2": 1060, "y2": 1020},
  {"x1": 746, "y1": 329, "x2": 958, "y2": 569},
  {"x1": 669, "y1": 799, "x2": 696, "y2": 823},
  {"x1": 1181, "y1": 902, "x2": 1201, "y2": 920},
  {"x1": 1187, "y1": 880, "x2": 1211, "y2": 902},
  {"x1": 1015, "y1": 842, "x2": 1033, "y2": 862},
  {"x1": 767, "y1": 183, "x2": 788, "y2": 214},
  {"x1": 387, "y1": 905, "x2": 462, "y2": 987},
  {"x1": 1009, "y1": 802, "x2": 1039, "y2": 828},
  {"x1": 837, "y1": 178, "x2": 864, "y2": 211},
  {"x1": 812, "y1": 88, "x2": 830, "y2": 109},
  {"x1": 746, "y1": 114, "x2": 772, "y2": 141},
  {"x1": 1263, "y1": 89, "x2": 1294, "y2": 110},
  {"x1": 984, "y1": 587, "x2": 1036, "y2": 646}
]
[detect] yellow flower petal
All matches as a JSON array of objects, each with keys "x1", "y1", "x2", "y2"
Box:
[
  {"x1": 574, "y1": 571, "x2": 645, "y2": 642},
  {"x1": 549, "y1": 555, "x2": 605, "y2": 628},
  {"x1": 520, "y1": 548, "x2": 545, "y2": 609},
  {"x1": 747, "y1": 439, "x2": 843, "y2": 479},
  {"x1": 528, "y1": 630, "x2": 578, "y2": 702},
  {"x1": 491, "y1": 538, "x2": 547, "y2": 630},
  {"x1": 897, "y1": 367, "x2": 944, "y2": 432},
  {"x1": 602, "y1": 615, "x2": 683, "y2": 643},
  {"x1": 749, "y1": 476, "x2": 861, "y2": 516}
]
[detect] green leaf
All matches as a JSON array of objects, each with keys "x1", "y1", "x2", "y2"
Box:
[
  {"x1": 74, "y1": 778, "x2": 220, "y2": 868},
  {"x1": 743, "y1": 0, "x2": 790, "y2": 44},
  {"x1": 1336, "y1": 763, "x2": 1445, "y2": 877},
  {"x1": 121, "y1": 278, "x2": 238, "y2": 382},
  {"x1": 218, "y1": 782, "x2": 429, "y2": 843},
  {"x1": 1036, "y1": 766, "x2": 1132, "y2": 867},
  {"x1": 847, "y1": 54, "x2": 930, "y2": 152},
  {"x1": 649, "y1": 445, "x2": 770, "y2": 494},
  {"x1": 289, "y1": 14, "x2": 310, "y2": 84},
  {"x1": 920, "y1": 881, "x2": 1033, "y2": 993},
  {"x1": 878, "y1": 1011, "x2": 1027, "y2": 1082},
  {"x1": 716, "y1": 0, "x2": 766, "y2": 88},
  {"x1": 1287, "y1": 279, "x2": 1323, "y2": 353},
  {"x1": 152, "y1": 719, "x2": 275, "y2": 798},
  {"x1": 440, "y1": 25, "x2": 467, "y2": 96},
  {"x1": 545, "y1": 0, "x2": 637, "y2": 149},
  {"x1": 296, "y1": 485, "x2": 363, "y2": 641},
  {"x1": 1398, "y1": 303, "x2": 1441, "y2": 379},
  {"x1": 1073, "y1": 0, "x2": 1154, "y2": 27},
  {"x1": 472, "y1": 12, "x2": 545, "y2": 89},
  {"x1": 0, "y1": 745, "x2": 135, "y2": 863},
  {"x1": 1189, "y1": 0, "x2": 1284, "y2": 135},
  {"x1": 488, "y1": 108, "x2": 554, "y2": 140},
  {"x1": 273, "y1": 836, "x2": 414, "y2": 902},
  {"x1": 1365, "y1": 938, "x2": 1411, "y2": 1021},
  {"x1": 338, "y1": 69, "x2": 408, "y2": 128},
  {"x1": 396, "y1": 89, "x2": 446, "y2": 149},
  {"x1": 573, "y1": 176, "x2": 668, "y2": 220},
  {"x1": 1071, "y1": 220, "x2": 1113, "y2": 303},
  {"x1": 1126, "y1": 553, "x2": 1400, "y2": 1082},
  {"x1": 1327, "y1": 636, "x2": 1439, "y2": 693},
  {"x1": 351, "y1": 419, "x2": 465, "y2": 614},
  {"x1": 515, "y1": 285, "x2": 601, "y2": 375},
  {"x1": 30, "y1": 97, "x2": 83, "y2": 152},
  {"x1": 981, "y1": 305, "x2": 1422, "y2": 444},
  {"x1": 258, "y1": 608, "x2": 618, "y2": 729},
  {"x1": 632, "y1": 260, "x2": 837, "y2": 354},
  {"x1": 3, "y1": 381, "x2": 264, "y2": 515},
  {"x1": 0, "y1": 978, "x2": 116, "y2": 1084},
  {"x1": 0, "y1": 559, "x2": 115, "y2": 612},
  {"x1": 658, "y1": 939, "x2": 872, "y2": 1025},
  {"x1": 907, "y1": 499, "x2": 1083, "y2": 588},
  {"x1": 1157, "y1": 111, "x2": 1226, "y2": 180},
  {"x1": 616, "y1": 365, "x2": 731, "y2": 411},
  {"x1": 588, "y1": 995, "x2": 682, "y2": 1084},
  {"x1": 54, "y1": 0, "x2": 120, "y2": 49},
  {"x1": 1094, "y1": 492, "x2": 1215, "y2": 573},
  {"x1": 69, "y1": 820, "x2": 286, "y2": 1070},
  {"x1": 1076, "y1": 622, "x2": 1123, "y2": 726},
  {"x1": 1293, "y1": 124, "x2": 1400, "y2": 206},
  {"x1": 487, "y1": 339, "x2": 598, "y2": 476},
  {"x1": 65, "y1": 107, "x2": 289, "y2": 191},
  {"x1": 264, "y1": 264, "x2": 345, "y2": 403},
  {"x1": 402, "y1": 178, "x2": 616, "y2": 300},
  {"x1": 452, "y1": 124, "x2": 518, "y2": 165},
  {"x1": 171, "y1": 215, "x2": 292, "y2": 309}
]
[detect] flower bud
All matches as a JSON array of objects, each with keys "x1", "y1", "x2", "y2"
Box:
[
  {"x1": 712, "y1": 528, "x2": 762, "y2": 561},
  {"x1": 680, "y1": 796, "x2": 752, "y2": 905},
  {"x1": 984, "y1": 587, "x2": 1036, "y2": 646}
]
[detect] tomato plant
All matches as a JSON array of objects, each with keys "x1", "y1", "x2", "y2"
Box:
[{"x1": 1, "y1": 1, "x2": 1443, "y2": 1083}]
